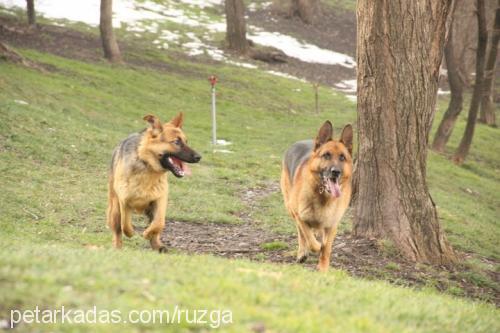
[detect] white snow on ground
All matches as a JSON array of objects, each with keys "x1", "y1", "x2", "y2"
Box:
[
  {"x1": 249, "y1": 27, "x2": 356, "y2": 68},
  {"x1": 334, "y1": 79, "x2": 357, "y2": 93},
  {"x1": 1, "y1": 0, "x2": 362, "y2": 100},
  {"x1": 0, "y1": 0, "x2": 356, "y2": 69},
  {"x1": 177, "y1": 0, "x2": 223, "y2": 8},
  {"x1": 215, "y1": 139, "x2": 232, "y2": 146},
  {"x1": 266, "y1": 71, "x2": 306, "y2": 82}
]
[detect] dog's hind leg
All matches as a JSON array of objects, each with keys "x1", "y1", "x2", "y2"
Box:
[
  {"x1": 107, "y1": 179, "x2": 123, "y2": 248},
  {"x1": 119, "y1": 201, "x2": 134, "y2": 238},
  {"x1": 143, "y1": 196, "x2": 167, "y2": 253}
]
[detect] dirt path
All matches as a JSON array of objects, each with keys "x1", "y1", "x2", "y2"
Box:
[{"x1": 159, "y1": 182, "x2": 499, "y2": 307}]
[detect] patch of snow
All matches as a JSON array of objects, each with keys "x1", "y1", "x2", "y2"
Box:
[
  {"x1": 206, "y1": 48, "x2": 226, "y2": 61},
  {"x1": 14, "y1": 99, "x2": 29, "y2": 105},
  {"x1": 215, "y1": 139, "x2": 232, "y2": 146},
  {"x1": 438, "y1": 89, "x2": 450, "y2": 95},
  {"x1": 177, "y1": 0, "x2": 223, "y2": 8},
  {"x1": 334, "y1": 79, "x2": 357, "y2": 93},
  {"x1": 213, "y1": 149, "x2": 233, "y2": 154},
  {"x1": 1, "y1": 0, "x2": 357, "y2": 80},
  {"x1": 226, "y1": 60, "x2": 258, "y2": 69},
  {"x1": 344, "y1": 95, "x2": 357, "y2": 103},
  {"x1": 249, "y1": 28, "x2": 356, "y2": 68},
  {"x1": 267, "y1": 70, "x2": 307, "y2": 82}
]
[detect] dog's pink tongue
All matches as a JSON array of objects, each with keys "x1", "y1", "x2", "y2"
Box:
[
  {"x1": 182, "y1": 163, "x2": 192, "y2": 176},
  {"x1": 328, "y1": 179, "x2": 341, "y2": 198}
]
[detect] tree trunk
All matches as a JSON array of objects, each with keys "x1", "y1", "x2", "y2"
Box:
[
  {"x1": 354, "y1": 0, "x2": 456, "y2": 265},
  {"x1": 453, "y1": 0, "x2": 488, "y2": 164},
  {"x1": 26, "y1": 0, "x2": 35, "y2": 26},
  {"x1": 225, "y1": 0, "x2": 248, "y2": 54},
  {"x1": 478, "y1": 1, "x2": 499, "y2": 127},
  {"x1": 432, "y1": 23, "x2": 465, "y2": 152},
  {"x1": 99, "y1": 0, "x2": 122, "y2": 63},
  {"x1": 290, "y1": 0, "x2": 319, "y2": 24}
]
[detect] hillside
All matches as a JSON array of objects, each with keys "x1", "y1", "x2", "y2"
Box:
[{"x1": 0, "y1": 0, "x2": 499, "y2": 331}]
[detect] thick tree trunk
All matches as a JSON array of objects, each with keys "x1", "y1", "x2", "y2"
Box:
[
  {"x1": 453, "y1": 0, "x2": 488, "y2": 164},
  {"x1": 99, "y1": 0, "x2": 122, "y2": 63},
  {"x1": 478, "y1": 2, "x2": 499, "y2": 127},
  {"x1": 354, "y1": 0, "x2": 456, "y2": 265},
  {"x1": 225, "y1": 0, "x2": 248, "y2": 54},
  {"x1": 26, "y1": 0, "x2": 35, "y2": 26},
  {"x1": 432, "y1": 24, "x2": 465, "y2": 152},
  {"x1": 290, "y1": 0, "x2": 319, "y2": 24}
]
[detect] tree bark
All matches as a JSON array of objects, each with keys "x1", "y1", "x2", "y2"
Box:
[
  {"x1": 478, "y1": 1, "x2": 499, "y2": 127},
  {"x1": 99, "y1": 0, "x2": 122, "y2": 63},
  {"x1": 225, "y1": 0, "x2": 248, "y2": 54},
  {"x1": 453, "y1": 0, "x2": 488, "y2": 164},
  {"x1": 290, "y1": 0, "x2": 319, "y2": 24},
  {"x1": 26, "y1": 0, "x2": 35, "y2": 26},
  {"x1": 354, "y1": 0, "x2": 457, "y2": 265},
  {"x1": 432, "y1": 23, "x2": 465, "y2": 152}
]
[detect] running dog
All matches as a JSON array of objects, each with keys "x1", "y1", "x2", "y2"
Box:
[
  {"x1": 107, "y1": 113, "x2": 201, "y2": 252},
  {"x1": 280, "y1": 121, "x2": 353, "y2": 271}
]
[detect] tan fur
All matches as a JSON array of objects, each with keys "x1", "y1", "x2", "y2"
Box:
[
  {"x1": 281, "y1": 123, "x2": 353, "y2": 272},
  {"x1": 107, "y1": 113, "x2": 195, "y2": 252}
]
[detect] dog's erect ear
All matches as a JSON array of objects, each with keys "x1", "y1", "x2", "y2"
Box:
[
  {"x1": 169, "y1": 112, "x2": 184, "y2": 128},
  {"x1": 340, "y1": 124, "x2": 353, "y2": 155},
  {"x1": 314, "y1": 121, "x2": 333, "y2": 150},
  {"x1": 143, "y1": 114, "x2": 163, "y2": 137}
]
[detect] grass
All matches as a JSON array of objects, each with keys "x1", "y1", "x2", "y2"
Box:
[{"x1": 0, "y1": 6, "x2": 499, "y2": 331}]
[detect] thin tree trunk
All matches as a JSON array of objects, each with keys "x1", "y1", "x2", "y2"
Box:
[
  {"x1": 99, "y1": 0, "x2": 122, "y2": 63},
  {"x1": 478, "y1": 1, "x2": 499, "y2": 127},
  {"x1": 26, "y1": 0, "x2": 35, "y2": 26},
  {"x1": 354, "y1": 0, "x2": 456, "y2": 265},
  {"x1": 432, "y1": 24, "x2": 465, "y2": 152},
  {"x1": 290, "y1": 0, "x2": 319, "y2": 24},
  {"x1": 225, "y1": 0, "x2": 248, "y2": 54},
  {"x1": 453, "y1": 0, "x2": 488, "y2": 164}
]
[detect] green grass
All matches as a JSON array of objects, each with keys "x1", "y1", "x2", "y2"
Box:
[
  {"x1": 0, "y1": 238, "x2": 498, "y2": 333},
  {"x1": 0, "y1": 9, "x2": 499, "y2": 331}
]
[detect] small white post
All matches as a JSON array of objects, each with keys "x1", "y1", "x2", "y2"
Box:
[{"x1": 209, "y1": 75, "x2": 218, "y2": 146}]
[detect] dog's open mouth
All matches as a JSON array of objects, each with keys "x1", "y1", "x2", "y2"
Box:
[
  {"x1": 322, "y1": 176, "x2": 341, "y2": 198},
  {"x1": 160, "y1": 155, "x2": 191, "y2": 178}
]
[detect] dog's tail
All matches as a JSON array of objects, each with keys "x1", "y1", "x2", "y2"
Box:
[{"x1": 106, "y1": 174, "x2": 120, "y2": 231}]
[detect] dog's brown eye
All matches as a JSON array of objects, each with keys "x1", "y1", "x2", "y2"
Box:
[
  {"x1": 174, "y1": 138, "x2": 182, "y2": 145},
  {"x1": 339, "y1": 154, "x2": 346, "y2": 161},
  {"x1": 322, "y1": 152, "x2": 331, "y2": 160}
]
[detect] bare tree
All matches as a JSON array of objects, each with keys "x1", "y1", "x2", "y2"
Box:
[
  {"x1": 478, "y1": 1, "x2": 499, "y2": 127},
  {"x1": 26, "y1": 0, "x2": 36, "y2": 26},
  {"x1": 354, "y1": 0, "x2": 456, "y2": 265},
  {"x1": 432, "y1": 22, "x2": 465, "y2": 151},
  {"x1": 453, "y1": 0, "x2": 488, "y2": 164},
  {"x1": 99, "y1": 0, "x2": 122, "y2": 63},
  {"x1": 290, "y1": 0, "x2": 319, "y2": 24},
  {"x1": 225, "y1": 0, "x2": 248, "y2": 54}
]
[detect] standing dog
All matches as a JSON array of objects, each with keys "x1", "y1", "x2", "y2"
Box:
[
  {"x1": 280, "y1": 121, "x2": 353, "y2": 271},
  {"x1": 107, "y1": 113, "x2": 201, "y2": 252}
]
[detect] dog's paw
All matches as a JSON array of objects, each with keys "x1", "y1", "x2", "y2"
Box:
[
  {"x1": 316, "y1": 260, "x2": 329, "y2": 272},
  {"x1": 296, "y1": 254, "x2": 308, "y2": 263},
  {"x1": 158, "y1": 246, "x2": 168, "y2": 253}
]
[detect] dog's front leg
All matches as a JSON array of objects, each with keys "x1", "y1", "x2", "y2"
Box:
[
  {"x1": 297, "y1": 220, "x2": 322, "y2": 253},
  {"x1": 143, "y1": 196, "x2": 167, "y2": 253},
  {"x1": 295, "y1": 222, "x2": 309, "y2": 263},
  {"x1": 317, "y1": 226, "x2": 338, "y2": 272}
]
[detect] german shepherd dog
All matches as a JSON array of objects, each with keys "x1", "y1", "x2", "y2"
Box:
[
  {"x1": 107, "y1": 113, "x2": 201, "y2": 252},
  {"x1": 281, "y1": 121, "x2": 353, "y2": 271}
]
